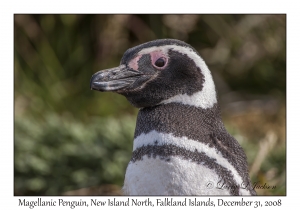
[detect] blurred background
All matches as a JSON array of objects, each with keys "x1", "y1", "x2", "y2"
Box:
[{"x1": 14, "y1": 14, "x2": 286, "y2": 196}]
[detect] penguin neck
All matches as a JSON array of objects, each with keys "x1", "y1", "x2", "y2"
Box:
[{"x1": 134, "y1": 102, "x2": 226, "y2": 140}]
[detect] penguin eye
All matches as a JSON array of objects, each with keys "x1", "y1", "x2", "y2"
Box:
[{"x1": 154, "y1": 58, "x2": 165, "y2": 67}]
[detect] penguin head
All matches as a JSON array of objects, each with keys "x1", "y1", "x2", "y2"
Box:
[{"x1": 91, "y1": 39, "x2": 217, "y2": 108}]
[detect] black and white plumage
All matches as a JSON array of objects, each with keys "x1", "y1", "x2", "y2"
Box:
[{"x1": 90, "y1": 39, "x2": 256, "y2": 195}]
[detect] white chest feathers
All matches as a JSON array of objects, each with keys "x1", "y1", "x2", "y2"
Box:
[
  {"x1": 123, "y1": 131, "x2": 251, "y2": 195},
  {"x1": 124, "y1": 155, "x2": 230, "y2": 195}
]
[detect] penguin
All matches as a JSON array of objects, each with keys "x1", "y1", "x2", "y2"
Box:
[{"x1": 90, "y1": 39, "x2": 256, "y2": 196}]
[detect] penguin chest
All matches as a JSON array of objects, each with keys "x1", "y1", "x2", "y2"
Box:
[
  {"x1": 122, "y1": 131, "x2": 232, "y2": 195},
  {"x1": 123, "y1": 155, "x2": 230, "y2": 195}
]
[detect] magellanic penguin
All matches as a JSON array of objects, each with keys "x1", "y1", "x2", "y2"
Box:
[{"x1": 90, "y1": 39, "x2": 256, "y2": 196}]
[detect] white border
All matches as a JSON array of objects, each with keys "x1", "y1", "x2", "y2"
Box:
[{"x1": 1, "y1": 0, "x2": 296, "y2": 209}]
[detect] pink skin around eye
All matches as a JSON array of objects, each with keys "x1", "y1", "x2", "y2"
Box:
[
  {"x1": 128, "y1": 51, "x2": 168, "y2": 71},
  {"x1": 150, "y1": 51, "x2": 168, "y2": 70}
]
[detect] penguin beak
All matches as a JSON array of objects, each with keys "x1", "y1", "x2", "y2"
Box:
[{"x1": 90, "y1": 64, "x2": 143, "y2": 92}]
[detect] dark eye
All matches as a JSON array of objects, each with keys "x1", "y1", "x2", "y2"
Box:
[{"x1": 155, "y1": 58, "x2": 165, "y2": 67}]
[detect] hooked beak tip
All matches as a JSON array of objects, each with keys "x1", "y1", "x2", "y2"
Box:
[{"x1": 90, "y1": 65, "x2": 142, "y2": 92}]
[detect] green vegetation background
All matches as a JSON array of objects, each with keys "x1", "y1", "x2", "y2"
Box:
[{"x1": 14, "y1": 14, "x2": 286, "y2": 195}]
